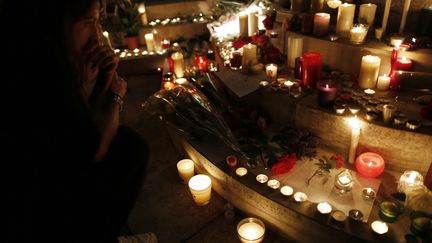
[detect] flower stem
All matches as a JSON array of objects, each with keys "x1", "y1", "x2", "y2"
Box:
[{"x1": 306, "y1": 169, "x2": 320, "y2": 186}]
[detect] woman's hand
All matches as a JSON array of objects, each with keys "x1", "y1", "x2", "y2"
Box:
[{"x1": 111, "y1": 74, "x2": 127, "y2": 99}]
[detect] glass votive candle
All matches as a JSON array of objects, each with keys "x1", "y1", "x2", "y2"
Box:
[
  {"x1": 334, "y1": 104, "x2": 346, "y2": 115},
  {"x1": 371, "y1": 220, "x2": 388, "y2": 235},
  {"x1": 365, "y1": 111, "x2": 378, "y2": 122},
  {"x1": 397, "y1": 170, "x2": 424, "y2": 193},
  {"x1": 379, "y1": 199, "x2": 404, "y2": 223},
  {"x1": 237, "y1": 217, "x2": 266, "y2": 243},
  {"x1": 331, "y1": 210, "x2": 347, "y2": 222},
  {"x1": 410, "y1": 216, "x2": 432, "y2": 237},
  {"x1": 236, "y1": 167, "x2": 248, "y2": 177},
  {"x1": 317, "y1": 202, "x2": 332, "y2": 214},
  {"x1": 317, "y1": 80, "x2": 338, "y2": 107},
  {"x1": 362, "y1": 187, "x2": 376, "y2": 201},
  {"x1": 265, "y1": 63, "x2": 278, "y2": 81},
  {"x1": 267, "y1": 179, "x2": 280, "y2": 189},
  {"x1": 226, "y1": 155, "x2": 238, "y2": 170},
  {"x1": 188, "y1": 174, "x2": 212, "y2": 206},
  {"x1": 350, "y1": 24, "x2": 368, "y2": 44},
  {"x1": 280, "y1": 185, "x2": 293, "y2": 196},
  {"x1": 230, "y1": 49, "x2": 243, "y2": 70},
  {"x1": 349, "y1": 209, "x2": 364, "y2": 222},
  {"x1": 177, "y1": 159, "x2": 195, "y2": 184},
  {"x1": 334, "y1": 169, "x2": 354, "y2": 194},
  {"x1": 256, "y1": 174, "x2": 268, "y2": 183},
  {"x1": 294, "y1": 192, "x2": 308, "y2": 202},
  {"x1": 348, "y1": 105, "x2": 361, "y2": 115}
]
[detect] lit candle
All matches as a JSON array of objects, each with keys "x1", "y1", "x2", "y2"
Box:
[
  {"x1": 286, "y1": 36, "x2": 303, "y2": 69},
  {"x1": 389, "y1": 36, "x2": 405, "y2": 47},
  {"x1": 177, "y1": 159, "x2": 195, "y2": 184},
  {"x1": 348, "y1": 117, "x2": 361, "y2": 164},
  {"x1": 171, "y1": 51, "x2": 185, "y2": 78},
  {"x1": 138, "y1": 3, "x2": 148, "y2": 25},
  {"x1": 399, "y1": 0, "x2": 412, "y2": 34},
  {"x1": 175, "y1": 78, "x2": 188, "y2": 85},
  {"x1": 188, "y1": 174, "x2": 212, "y2": 206},
  {"x1": 350, "y1": 24, "x2": 368, "y2": 44},
  {"x1": 239, "y1": 13, "x2": 249, "y2": 37},
  {"x1": 236, "y1": 167, "x2": 248, "y2": 177},
  {"x1": 317, "y1": 202, "x2": 332, "y2": 214},
  {"x1": 280, "y1": 185, "x2": 294, "y2": 196},
  {"x1": 248, "y1": 11, "x2": 258, "y2": 36},
  {"x1": 398, "y1": 170, "x2": 424, "y2": 193},
  {"x1": 283, "y1": 81, "x2": 294, "y2": 89},
  {"x1": 317, "y1": 81, "x2": 338, "y2": 107},
  {"x1": 301, "y1": 52, "x2": 322, "y2": 88},
  {"x1": 144, "y1": 33, "x2": 156, "y2": 52},
  {"x1": 358, "y1": 3, "x2": 377, "y2": 27},
  {"x1": 102, "y1": 31, "x2": 112, "y2": 48},
  {"x1": 355, "y1": 152, "x2": 385, "y2": 178},
  {"x1": 161, "y1": 39, "x2": 170, "y2": 49},
  {"x1": 371, "y1": 220, "x2": 388, "y2": 234},
  {"x1": 163, "y1": 81, "x2": 175, "y2": 90},
  {"x1": 237, "y1": 217, "x2": 265, "y2": 243},
  {"x1": 364, "y1": 88, "x2": 375, "y2": 96},
  {"x1": 256, "y1": 174, "x2": 268, "y2": 183},
  {"x1": 381, "y1": 0, "x2": 392, "y2": 35},
  {"x1": 358, "y1": 55, "x2": 381, "y2": 89},
  {"x1": 362, "y1": 187, "x2": 376, "y2": 200},
  {"x1": 376, "y1": 74, "x2": 391, "y2": 90},
  {"x1": 313, "y1": 13, "x2": 330, "y2": 36},
  {"x1": 294, "y1": 192, "x2": 308, "y2": 202},
  {"x1": 335, "y1": 169, "x2": 354, "y2": 193},
  {"x1": 267, "y1": 179, "x2": 281, "y2": 189},
  {"x1": 194, "y1": 52, "x2": 208, "y2": 72},
  {"x1": 394, "y1": 56, "x2": 413, "y2": 71},
  {"x1": 327, "y1": 0, "x2": 342, "y2": 9},
  {"x1": 265, "y1": 63, "x2": 278, "y2": 81},
  {"x1": 336, "y1": 3, "x2": 356, "y2": 38},
  {"x1": 242, "y1": 43, "x2": 258, "y2": 68}
]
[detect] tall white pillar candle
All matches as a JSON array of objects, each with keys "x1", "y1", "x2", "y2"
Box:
[
  {"x1": 358, "y1": 55, "x2": 381, "y2": 89},
  {"x1": 144, "y1": 33, "x2": 156, "y2": 52},
  {"x1": 239, "y1": 13, "x2": 249, "y2": 37},
  {"x1": 138, "y1": 3, "x2": 148, "y2": 25},
  {"x1": 177, "y1": 159, "x2": 195, "y2": 184},
  {"x1": 381, "y1": 0, "x2": 392, "y2": 35},
  {"x1": 336, "y1": 3, "x2": 356, "y2": 38},
  {"x1": 242, "y1": 43, "x2": 258, "y2": 68},
  {"x1": 172, "y1": 51, "x2": 185, "y2": 78},
  {"x1": 287, "y1": 36, "x2": 303, "y2": 68},
  {"x1": 188, "y1": 174, "x2": 212, "y2": 206},
  {"x1": 102, "y1": 31, "x2": 112, "y2": 48},
  {"x1": 376, "y1": 74, "x2": 391, "y2": 90},
  {"x1": 399, "y1": 0, "x2": 412, "y2": 34},
  {"x1": 358, "y1": 3, "x2": 377, "y2": 27},
  {"x1": 248, "y1": 12, "x2": 258, "y2": 36},
  {"x1": 348, "y1": 117, "x2": 361, "y2": 164}
]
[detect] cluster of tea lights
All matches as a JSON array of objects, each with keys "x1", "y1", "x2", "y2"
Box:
[
  {"x1": 147, "y1": 13, "x2": 211, "y2": 27},
  {"x1": 116, "y1": 48, "x2": 166, "y2": 59}
]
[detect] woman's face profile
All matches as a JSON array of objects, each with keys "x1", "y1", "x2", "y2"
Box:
[{"x1": 70, "y1": 0, "x2": 101, "y2": 55}]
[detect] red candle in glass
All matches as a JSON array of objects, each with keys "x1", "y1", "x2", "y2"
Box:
[
  {"x1": 391, "y1": 47, "x2": 399, "y2": 67},
  {"x1": 394, "y1": 56, "x2": 413, "y2": 71},
  {"x1": 195, "y1": 51, "x2": 208, "y2": 72},
  {"x1": 317, "y1": 80, "x2": 338, "y2": 107},
  {"x1": 355, "y1": 152, "x2": 385, "y2": 178},
  {"x1": 301, "y1": 52, "x2": 322, "y2": 88},
  {"x1": 167, "y1": 57, "x2": 174, "y2": 73},
  {"x1": 161, "y1": 39, "x2": 170, "y2": 49}
]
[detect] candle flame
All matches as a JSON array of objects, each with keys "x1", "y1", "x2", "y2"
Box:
[
  {"x1": 325, "y1": 84, "x2": 329, "y2": 88},
  {"x1": 348, "y1": 116, "x2": 361, "y2": 129},
  {"x1": 368, "y1": 161, "x2": 373, "y2": 167},
  {"x1": 407, "y1": 171, "x2": 417, "y2": 184}
]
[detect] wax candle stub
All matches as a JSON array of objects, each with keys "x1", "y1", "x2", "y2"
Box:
[{"x1": 280, "y1": 185, "x2": 294, "y2": 196}]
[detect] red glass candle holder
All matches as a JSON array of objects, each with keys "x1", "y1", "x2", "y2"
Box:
[
  {"x1": 317, "y1": 80, "x2": 338, "y2": 107},
  {"x1": 394, "y1": 57, "x2": 413, "y2": 71},
  {"x1": 195, "y1": 51, "x2": 208, "y2": 72},
  {"x1": 355, "y1": 152, "x2": 385, "y2": 178},
  {"x1": 229, "y1": 50, "x2": 243, "y2": 70},
  {"x1": 161, "y1": 72, "x2": 176, "y2": 90},
  {"x1": 301, "y1": 52, "x2": 322, "y2": 88},
  {"x1": 161, "y1": 39, "x2": 170, "y2": 49}
]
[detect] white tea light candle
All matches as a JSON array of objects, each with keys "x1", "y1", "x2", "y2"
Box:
[
  {"x1": 294, "y1": 192, "x2": 308, "y2": 202},
  {"x1": 256, "y1": 174, "x2": 268, "y2": 183},
  {"x1": 350, "y1": 24, "x2": 368, "y2": 44},
  {"x1": 267, "y1": 179, "x2": 280, "y2": 189},
  {"x1": 265, "y1": 64, "x2": 278, "y2": 81},
  {"x1": 177, "y1": 159, "x2": 194, "y2": 184},
  {"x1": 364, "y1": 88, "x2": 375, "y2": 96},
  {"x1": 280, "y1": 185, "x2": 294, "y2": 196},
  {"x1": 371, "y1": 220, "x2": 388, "y2": 234},
  {"x1": 317, "y1": 202, "x2": 332, "y2": 214},
  {"x1": 188, "y1": 174, "x2": 212, "y2": 206},
  {"x1": 237, "y1": 217, "x2": 265, "y2": 243},
  {"x1": 236, "y1": 167, "x2": 248, "y2": 177}
]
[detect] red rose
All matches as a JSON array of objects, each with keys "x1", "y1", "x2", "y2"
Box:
[
  {"x1": 233, "y1": 38, "x2": 248, "y2": 50},
  {"x1": 257, "y1": 34, "x2": 268, "y2": 46},
  {"x1": 271, "y1": 153, "x2": 297, "y2": 175},
  {"x1": 331, "y1": 154, "x2": 344, "y2": 169},
  {"x1": 263, "y1": 15, "x2": 274, "y2": 30},
  {"x1": 262, "y1": 46, "x2": 280, "y2": 63}
]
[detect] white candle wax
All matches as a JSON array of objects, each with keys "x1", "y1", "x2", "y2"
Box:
[
  {"x1": 287, "y1": 36, "x2": 303, "y2": 68},
  {"x1": 317, "y1": 202, "x2": 332, "y2": 214},
  {"x1": 144, "y1": 33, "x2": 156, "y2": 52},
  {"x1": 237, "y1": 219, "x2": 265, "y2": 243},
  {"x1": 236, "y1": 167, "x2": 248, "y2": 177},
  {"x1": 138, "y1": 3, "x2": 148, "y2": 25},
  {"x1": 358, "y1": 3, "x2": 377, "y2": 27},
  {"x1": 177, "y1": 159, "x2": 195, "y2": 184},
  {"x1": 381, "y1": 0, "x2": 392, "y2": 35},
  {"x1": 358, "y1": 55, "x2": 381, "y2": 89},
  {"x1": 376, "y1": 74, "x2": 391, "y2": 90},
  {"x1": 399, "y1": 0, "x2": 412, "y2": 34},
  {"x1": 267, "y1": 179, "x2": 280, "y2": 189},
  {"x1": 242, "y1": 43, "x2": 258, "y2": 68},
  {"x1": 336, "y1": 3, "x2": 356, "y2": 38},
  {"x1": 280, "y1": 185, "x2": 294, "y2": 196},
  {"x1": 248, "y1": 12, "x2": 258, "y2": 36},
  {"x1": 171, "y1": 51, "x2": 185, "y2": 78},
  {"x1": 348, "y1": 117, "x2": 361, "y2": 164},
  {"x1": 398, "y1": 170, "x2": 424, "y2": 193},
  {"x1": 327, "y1": 0, "x2": 342, "y2": 9},
  {"x1": 188, "y1": 174, "x2": 212, "y2": 206},
  {"x1": 239, "y1": 13, "x2": 249, "y2": 37},
  {"x1": 350, "y1": 25, "x2": 368, "y2": 44},
  {"x1": 294, "y1": 192, "x2": 308, "y2": 202},
  {"x1": 371, "y1": 220, "x2": 388, "y2": 234}
]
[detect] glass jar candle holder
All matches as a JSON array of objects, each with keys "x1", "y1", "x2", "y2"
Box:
[
  {"x1": 350, "y1": 24, "x2": 369, "y2": 44},
  {"x1": 265, "y1": 63, "x2": 278, "y2": 82},
  {"x1": 379, "y1": 199, "x2": 404, "y2": 223},
  {"x1": 317, "y1": 80, "x2": 338, "y2": 107},
  {"x1": 334, "y1": 169, "x2": 354, "y2": 194},
  {"x1": 237, "y1": 217, "x2": 266, "y2": 243},
  {"x1": 229, "y1": 49, "x2": 243, "y2": 70}
]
